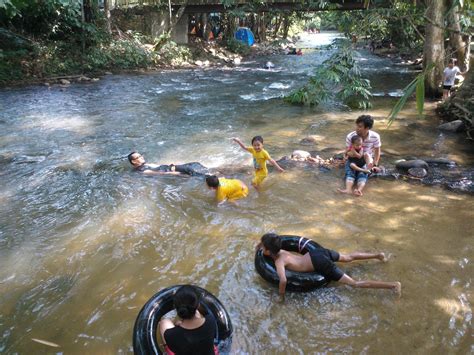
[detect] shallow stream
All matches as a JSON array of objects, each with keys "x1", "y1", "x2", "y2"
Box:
[{"x1": 0, "y1": 32, "x2": 472, "y2": 353}]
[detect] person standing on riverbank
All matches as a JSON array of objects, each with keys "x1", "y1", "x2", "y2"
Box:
[
  {"x1": 343, "y1": 115, "x2": 381, "y2": 196},
  {"x1": 443, "y1": 58, "x2": 467, "y2": 100},
  {"x1": 233, "y1": 136, "x2": 285, "y2": 190}
]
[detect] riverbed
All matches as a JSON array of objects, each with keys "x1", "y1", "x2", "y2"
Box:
[{"x1": 0, "y1": 32, "x2": 472, "y2": 353}]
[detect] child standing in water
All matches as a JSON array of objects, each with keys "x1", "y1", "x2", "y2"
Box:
[{"x1": 233, "y1": 136, "x2": 284, "y2": 190}]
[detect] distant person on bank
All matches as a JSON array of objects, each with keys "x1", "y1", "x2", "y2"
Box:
[{"x1": 443, "y1": 58, "x2": 467, "y2": 100}]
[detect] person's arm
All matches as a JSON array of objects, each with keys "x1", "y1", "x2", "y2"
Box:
[
  {"x1": 350, "y1": 162, "x2": 370, "y2": 173},
  {"x1": 269, "y1": 158, "x2": 285, "y2": 172},
  {"x1": 346, "y1": 147, "x2": 362, "y2": 159},
  {"x1": 232, "y1": 138, "x2": 251, "y2": 152},
  {"x1": 142, "y1": 170, "x2": 183, "y2": 176},
  {"x1": 373, "y1": 147, "x2": 381, "y2": 167},
  {"x1": 275, "y1": 259, "x2": 287, "y2": 299}
]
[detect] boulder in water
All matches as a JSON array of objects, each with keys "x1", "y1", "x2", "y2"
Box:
[
  {"x1": 438, "y1": 120, "x2": 465, "y2": 132},
  {"x1": 408, "y1": 168, "x2": 428, "y2": 178},
  {"x1": 423, "y1": 158, "x2": 456, "y2": 166},
  {"x1": 396, "y1": 159, "x2": 429, "y2": 170}
]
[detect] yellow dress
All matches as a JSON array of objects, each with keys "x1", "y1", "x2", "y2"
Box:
[
  {"x1": 247, "y1": 147, "x2": 271, "y2": 186},
  {"x1": 216, "y1": 178, "x2": 249, "y2": 202}
]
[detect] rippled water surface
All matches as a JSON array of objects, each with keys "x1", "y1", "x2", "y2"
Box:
[{"x1": 0, "y1": 32, "x2": 473, "y2": 354}]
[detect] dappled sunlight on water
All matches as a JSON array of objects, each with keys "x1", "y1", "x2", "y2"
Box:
[{"x1": 0, "y1": 33, "x2": 473, "y2": 353}]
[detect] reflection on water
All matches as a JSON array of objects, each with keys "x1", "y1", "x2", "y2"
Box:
[{"x1": 0, "y1": 32, "x2": 473, "y2": 353}]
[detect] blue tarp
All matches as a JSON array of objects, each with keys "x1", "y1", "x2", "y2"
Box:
[{"x1": 234, "y1": 27, "x2": 255, "y2": 46}]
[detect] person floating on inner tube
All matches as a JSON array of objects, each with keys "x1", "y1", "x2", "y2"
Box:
[
  {"x1": 206, "y1": 175, "x2": 248, "y2": 204},
  {"x1": 256, "y1": 233, "x2": 401, "y2": 301},
  {"x1": 128, "y1": 151, "x2": 210, "y2": 176},
  {"x1": 159, "y1": 285, "x2": 217, "y2": 355}
]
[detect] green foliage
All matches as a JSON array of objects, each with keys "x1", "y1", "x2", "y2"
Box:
[
  {"x1": 387, "y1": 64, "x2": 434, "y2": 126},
  {"x1": 224, "y1": 38, "x2": 251, "y2": 55},
  {"x1": 285, "y1": 43, "x2": 372, "y2": 109}
]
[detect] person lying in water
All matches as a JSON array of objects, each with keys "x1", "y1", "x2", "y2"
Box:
[
  {"x1": 206, "y1": 175, "x2": 249, "y2": 205},
  {"x1": 256, "y1": 233, "x2": 401, "y2": 300},
  {"x1": 127, "y1": 151, "x2": 209, "y2": 176}
]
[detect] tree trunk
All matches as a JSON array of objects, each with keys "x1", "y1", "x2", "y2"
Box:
[
  {"x1": 104, "y1": 0, "x2": 112, "y2": 34},
  {"x1": 273, "y1": 15, "x2": 282, "y2": 37},
  {"x1": 423, "y1": 0, "x2": 447, "y2": 98},
  {"x1": 201, "y1": 13, "x2": 208, "y2": 40},
  {"x1": 282, "y1": 14, "x2": 290, "y2": 40},
  {"x1": 447, "y1": 0, "x2": 468, "y2": 71}
]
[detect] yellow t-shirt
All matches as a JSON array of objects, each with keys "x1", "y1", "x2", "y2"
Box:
[
  {"x1": 216, "y1": 178, "x2": 248, "y2": 202},
  {"x1": 247, "y1": 147, "x2": 271, "y2": 175}
]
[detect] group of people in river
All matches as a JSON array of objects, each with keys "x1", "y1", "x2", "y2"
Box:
[{"x1": 128, "y1": 114, "x2": 400, "y2": 354}]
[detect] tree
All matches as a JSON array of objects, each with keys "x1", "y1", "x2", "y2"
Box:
[{"x1": 423, "y1": 0, "x2": 447, "y2": 98}]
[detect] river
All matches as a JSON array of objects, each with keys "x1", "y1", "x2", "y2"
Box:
[{"x1": 0, "y1": 32, "x2": 472, "y2": 353}]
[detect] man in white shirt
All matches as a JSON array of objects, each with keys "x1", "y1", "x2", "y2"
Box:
[
  {"x1": 342, "y1": 115, "x2": 381, "y2": 196},
  {"x1": 443, "y1": 58, "x2": 467, "y2": 100}
]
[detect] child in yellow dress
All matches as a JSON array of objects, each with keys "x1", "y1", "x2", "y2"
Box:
[
  {"x1": 206, "y1": 175, "x2": 248, "y2": 204},
  {"x1": 233, "y1": 136, "x2": 284, "y2": 190}
]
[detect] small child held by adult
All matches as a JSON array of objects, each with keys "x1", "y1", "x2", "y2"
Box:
[
  {"x1": 256, "y1": 233, "x2": 401, "y2": 301},
  {"x1": 206, "y1": 175, "x2": 248, "y2": 204},
  {"x1": 338, "y1": 135, "x2": 371, "y2": 196},
  {"x1": 232, "y1": 136, "x2": 284, "y2": 190}
]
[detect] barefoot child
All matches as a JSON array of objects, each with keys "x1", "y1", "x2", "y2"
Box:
[
  {"x1": 443, "y1": 58, "x2": 467, "y2": 101},
  {"x1": 206, "y1": 175, "x2": 248, "y2": 204},
  {"x1": 233, "y1": 136, "x2": 284, "y2": 190},
  {"x1": 338, "y1": 135, "x2": 371, "y2": 196},
  {"x1": 257, "y1": 233, "x2": 401, "y2": 300}
]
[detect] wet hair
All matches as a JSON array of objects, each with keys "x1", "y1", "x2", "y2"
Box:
[
  {"x1": 449, "y1": 58, "x2": 457, "y2": 65},
  {"x1": 261, "y1": 233, "x2": 281, "y2": 255},
  {"x1": 127, "y1": 152, "x2": 138, "y2": 164},
  {"x1": 174, "y1": 285, "x2": 200, "y2": 320},
  {"x1": 251, "y1": 136, "x2": 264, "y2": 145},
  {"x1": 206, "y1": 175, "x2": 220, "y2": 188},
  {"x1": 355, "y1": 115, "x2": 374, "y2": 129},
  {"x1": 351, "y1": 135, "x2": 363, "y2": 144}
]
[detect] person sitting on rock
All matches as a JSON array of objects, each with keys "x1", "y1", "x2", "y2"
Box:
[
  {"x1": 345, "y1": 115, "x2": 382, "y2": 173},
  {"x1": 256, "y1": 233, "x2": 401, "y2": 301},
  {"x1": 206, "y1": 175, "x2": 248, "y2": 204},
  {"x1": 128, "y1": 151, "x2": 209, "y2": 176}
]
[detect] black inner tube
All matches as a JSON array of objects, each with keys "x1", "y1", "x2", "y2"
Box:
[
  {"x1": 255, "y1": 235, "x2": 329, "y2": 292},
  {"x1": 133, "y1": 285, "x2": 233, "y2": 355}
]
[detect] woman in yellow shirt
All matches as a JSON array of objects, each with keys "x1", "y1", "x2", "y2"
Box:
[{"x1": 233, "y1": 136, "x2": 284, "y2": 190}]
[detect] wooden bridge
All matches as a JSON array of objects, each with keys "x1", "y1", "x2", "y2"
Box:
[{"x1": 111, "y1": 0, "x2": 386, "y2": 13}]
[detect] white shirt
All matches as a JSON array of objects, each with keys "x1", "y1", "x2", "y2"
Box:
[
  {"x1": 346, "y1": 130, "x2": 381, "y2": 156},
  {"x1": 443, "y1": 66, "x2": 461, "y2": 86}
]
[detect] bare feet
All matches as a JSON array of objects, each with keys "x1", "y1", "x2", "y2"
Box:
[
  {"x1": 378, "y1": 252, "x2": 387, "y2": 262},
  {"x1": 353, "y1": 189, "x2": 363, "y2": 196},
  {"x1": 337, "y1": 188, "x2": 351, "y2": 194},
  {"x1": 393, "y1": 282, "x2": 402, "y2": 297}
]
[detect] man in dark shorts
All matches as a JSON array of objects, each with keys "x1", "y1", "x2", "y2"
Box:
[
  {"x1": 257, "y1": 233, "x2": 401, "y2": 300},
  {"x1": 127, "y1": 151, "x2": 210, "y2": 176}
]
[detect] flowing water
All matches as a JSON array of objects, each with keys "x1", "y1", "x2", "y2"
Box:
[{"x1": 0, "y1": 32, "x2": 473, "y2": 354}]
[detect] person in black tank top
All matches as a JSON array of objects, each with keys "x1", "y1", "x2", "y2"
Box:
[
  {"x1": 127, "y1": 152, "x2": 209, "y2": 176},
  {"x1": 159, "y1": 286, "x2": 217, "y2": 355}
]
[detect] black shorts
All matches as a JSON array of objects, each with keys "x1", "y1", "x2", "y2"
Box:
[
  {"x1": 309, "y1": 247, "x2": 344, "y2": 281},
  {"x1": 443, "y1": 85, "x2": 452, "y2": 90}
]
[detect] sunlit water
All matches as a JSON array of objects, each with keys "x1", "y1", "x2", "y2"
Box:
[{"x1": 0, "y1": 32, "x2": 473, "y2": 354}]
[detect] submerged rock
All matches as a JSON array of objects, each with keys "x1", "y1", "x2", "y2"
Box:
[
  {"x1": 438, "y1": 120, "x2": 465, "y2": 132},
  {"x1": 59, "y1": 79, "x2": 70, "y2": 85},
  {"x1": 396, "y1": 159, "x2": 429, "y2": 170},
  {"x1": 408, "y1": 168, "x2": 428, "y2": 178}
]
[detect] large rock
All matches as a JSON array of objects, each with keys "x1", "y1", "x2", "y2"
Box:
[
  {"x1": 423, "y1": 158, "x2": 456, "y2": 166},
  {"x1": 408, "y1": 168, "x2": 428, "y2": 178},
  {"x1": 438, "y1": 120, "x2": 465, "y2": 132},
  {"x1": 396, "y1": 159, "x2": 429, "y2": 170}
]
